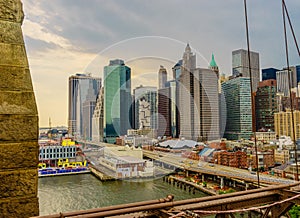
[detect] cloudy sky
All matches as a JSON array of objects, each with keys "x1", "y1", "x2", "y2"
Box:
[{"x1": 21, "y1": 0, "x2": 300, "y2": 127}]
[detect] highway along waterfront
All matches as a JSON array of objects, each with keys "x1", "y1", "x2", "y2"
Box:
[{"x1": 38, "y1": 174, "x2": 208, "y2": 216}]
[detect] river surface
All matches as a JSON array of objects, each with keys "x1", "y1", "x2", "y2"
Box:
[{"x1": 38, "y1": 174, "x2": 207, "y2": 216}]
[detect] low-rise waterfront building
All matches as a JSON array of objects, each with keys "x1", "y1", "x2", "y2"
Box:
[
  {"x1": 255, "y1": 131, "x2": 276, "y2": 144},
  {"x1": 213, "y1": 150, "x2": 248, "y2": 168},
  {"x1": 251, "y1": 151, "x2": 275, "y2": 169},
  {"x1": 274, "y1": 149, "x2": 290, "y2": 164},
  {"x1": 127, "y1": 128, "x2": 157, "y2": 139},
  {"x1": 99, "y1": 146, "x2": 154, "y2": 178},
  {"x1": 158, "y1": 139, "x2": 198, "y2": 150},
  {"x1": 99, "y1": 156, "x2": 154, "y2": 178}
]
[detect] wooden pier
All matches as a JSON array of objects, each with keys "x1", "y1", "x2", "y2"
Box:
[
  {"x1": 163, "y1": 175, "x2": 216, "y2": 195},
  {"x1": 89, "y1": 165, "x2": 115, "y2": 181}
]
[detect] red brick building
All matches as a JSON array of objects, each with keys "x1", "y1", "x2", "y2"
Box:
[
  {"x1": 251, "y1": 150, "x2": 275, "y2": 169},
  {"x1": 213, "y1": 150, "x2": 248, "y2": 168}
]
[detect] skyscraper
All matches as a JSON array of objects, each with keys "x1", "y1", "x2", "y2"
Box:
[
  {"x1": 92, "y1": 87, "x2": 104, "y2": 142},
  {"x1": 158, "y1": 65, "x2": 167, "y2": 89},
  {"x1": 103, "y1": 59, "x2": 131, "y2": 143},
  {"x1": 68, "y1": 73, "x2": 101, "y2": 138},
  {"x1": 172, "y1": 59, "x2": 183, "y2": 80},
  {"x1": 82, "y1": 85, "x2": 97, "y2": 140},
  {"x1": 194, "y1": 68, "x2": 220, "y2": 141},
  {"x1": 178, "y1": 44, "x2": 219, "y2": 141},
  {"x1": 276, "y1": 68, "x2": 297, "y2": 97},
  {"x1": 178, "y1": 44, "x2": 196, "y2": 140},
  {"x1": 262, "y1": 68, "x2": 279, "y2": 81},
  {"x1": 232, "y1": 49, "x2": 260, "y2": 91},
  {"x1": 274, "y1": 110, "x2": 300, "y2": 141},
  {"x1": 158, "y1": 85, "x2": 171, "y2": 137},
  {"x1": 222, "y1": 77, "x2": 252, "y2": 140},
  {"x1": 255, "y1": 80, "x2": 278, "y2": 131},
  {"x1": 133, "y1": 85, "x2": 157, "y2": 130},
  {"x1": 297, "y1": 65, "x2": 300, "y2": 83}
]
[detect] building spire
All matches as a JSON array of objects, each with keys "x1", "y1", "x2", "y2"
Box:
[
  {"x1": 209, "y1": 53, "x2": 218, "y2": 68},
  {"x1": 209, "y1": 53, "x2": 219, "y2": 78},
  {"x1": 185, "y1": 43, "x2": 191, "y2": 53}
]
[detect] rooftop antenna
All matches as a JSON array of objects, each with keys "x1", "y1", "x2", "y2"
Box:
[{"x1": 48, "y1": 117, "x2": 52, "y2": 139}]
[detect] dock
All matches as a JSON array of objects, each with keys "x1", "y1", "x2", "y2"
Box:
[
  {"x1": 164, "y1": 175, "x2": 216, "y2": 195},
  {"x1": 89, "y1": 165, "x2": 115, "y2": 181}
]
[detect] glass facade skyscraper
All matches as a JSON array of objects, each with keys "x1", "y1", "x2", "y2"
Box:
[
  {"x1": 68, "y1": 73, "x2": 101, "y2": 138},
  {"x1": 255, "y1": 80, "x2": 278, "y2": 131},
  {"x1": 262, "y1": 68, "x2": 279, "y2": 81},
  {"x1": 222, "y1": 77, "x2": 252, "y2": 140},
  {"x1": 232, "y1": 49, "x2": 260, "y2": 91},
  {"x1": 103, "y1": 59, "x2": 131, "y2": 143},
  {"x1": 296, "y1": 65, "x2": 300, "y2": 83}
]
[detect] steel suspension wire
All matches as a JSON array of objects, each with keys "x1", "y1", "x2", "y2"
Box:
[
  {"x1": 282, "y1": 0, "x2": 300, "y2": 57},
  {"x1": 243, "y1": 0, "x2": 260, "y2": 187},
  {"x1": 282, "y1": 0, "x2": 299, "y2": 181}
]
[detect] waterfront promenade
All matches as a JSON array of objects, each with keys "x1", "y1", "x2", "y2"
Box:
[
  {"x1": 143, "y1": 150, "x2": 296, "y2": 185},
  {"x1": 82, "y1": 141, "x2": 296, "y2": 186}
]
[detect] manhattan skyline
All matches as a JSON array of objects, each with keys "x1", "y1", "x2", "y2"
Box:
[{"x1": 21, "y1": 0, "x2": 300, "y2": 127}]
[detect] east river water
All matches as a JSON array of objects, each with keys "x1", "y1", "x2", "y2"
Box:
[{"x1": 38, "y1": 174, "x2": 208, "y2": 216}]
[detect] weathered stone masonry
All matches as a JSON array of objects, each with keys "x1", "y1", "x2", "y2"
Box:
[{"x1": 0, "y1": 0, "x2": 39, "y2": 217}]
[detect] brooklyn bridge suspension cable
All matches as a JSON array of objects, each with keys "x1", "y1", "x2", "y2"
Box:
[
  {"x1": 243, "y1": 0, "x2": 260, "y2": 187},
  {"x1": 282, "y1": 0, "x2": 299, "y2": 181}
]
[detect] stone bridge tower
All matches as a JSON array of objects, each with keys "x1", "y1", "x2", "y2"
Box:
[{"x1": 0, "y1": 0, "x2": 39, "y2": 217}]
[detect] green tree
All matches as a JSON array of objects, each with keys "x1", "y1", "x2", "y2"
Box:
[{"x1": 289, "y1": 205, "x2": 300, "y2": 218}]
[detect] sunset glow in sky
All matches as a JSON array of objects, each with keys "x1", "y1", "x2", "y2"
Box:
[{"x1": 22, "y1": 0, "x2": 300, "y2": 127}]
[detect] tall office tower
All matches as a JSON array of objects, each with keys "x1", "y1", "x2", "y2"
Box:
[
  {"x1": 276, "y1": 68, "x2": 297, "y2": 97},
  {"x1": 178, "y1": 44, "x2": 196, "y2": 140},
  {"x1": 68, "y1": 73, "x2": 101, "y2": 138},
  {"x1": 262, "y1": 68, "x2": 279, "y2": 81},
  {"x1": 158, "y1": 85, "x2": 171, "y2": 137},
  {"x1": 103, "y1": 59, "x2": 131, "y2": 143},
  {"x1": 92, "y1": 87, "x2": 104, "y2": 142},
  {"x1": 82, "y1": 85, "x2": 97, "y2": 140},
  {"x1": 167, "y1": 80, "x2": 179, "y2": 138},
  {"x1": 194, "y1": 68, "x2": 220, "y2": 141},
  {"x1": 170, "y1": 60, "x2": 183, "y2": 138},
  {"x1": 255, "y1": 80, "x2": 278, "y2": 131},
  {"x1": 297, "y1": 65, "x2": 300, "y2": 83},
  {"x1": 274, "y1": 109, "x2": 300, "y2": 140},
  {"x1": 133, "y1": 85, "x2": 157, "y2": 130},
  {"x1": 232, "y1": 49, "x2": 260, "y2": 91},
  {"x1": 222, "y1": 77, "x2": 252, "y2": 140},
  {"x1": 208, "y1": 54, "x2": 225, "y2": 138},
  {"x1": 158, "y1": 65, "x2": 171, "y2": 137},
  {"x1": 158, "y1": 65, "x2": 167, "y2": 89},
  {"x1": 172, "y1": 59, "x2": 183, "y2": 79},
  {"x1": 178, "y1": 44, "x2": 219, "y2": 141}
]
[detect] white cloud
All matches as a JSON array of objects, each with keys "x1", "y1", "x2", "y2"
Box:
[
  {"x1": 27, "y1": 47, "x2": 98, "y2": 127},
  {"x1": 23, "y1": 19, "x2": 72, "y2": 49}
]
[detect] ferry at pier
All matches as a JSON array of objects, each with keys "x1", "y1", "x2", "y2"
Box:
[
  {"x1": 38, "y1": 136, "x2": 90, "y2": 177},
  {"x1": 38, "y1": 159, "x2": 90, "y2": 177}
]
